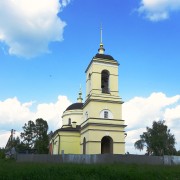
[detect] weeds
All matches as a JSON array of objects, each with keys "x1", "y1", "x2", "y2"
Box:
[{"x1": 0, "y1": 160, "x2": 180, "y2": 180}]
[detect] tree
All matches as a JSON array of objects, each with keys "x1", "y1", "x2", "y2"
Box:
[
  {"x1": 20, "y1": 119, "x2": 49, "y2": 154},
  {"x1": 134, "y1": 120, "x2": 176, "y2": 156},
  {"x1": 176, "y1": 151, "x2": 180, "y2": 156},
  {"x1": 12, "y1": 136, "x2": 27, "y2": 153},
  {"x1": 34, "y1": 118, "x2": 49, "y2": 154},
  {"x1": 21, "y1": 120, "x2": 36, "y2": 149}
]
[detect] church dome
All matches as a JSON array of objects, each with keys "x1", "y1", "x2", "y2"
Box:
[
  {"x1": 94, "y1": 53, "x2": 114, "y2": 60},
  {"x1": 66, "y1": 103, "x2": 83, "y2": 111}
]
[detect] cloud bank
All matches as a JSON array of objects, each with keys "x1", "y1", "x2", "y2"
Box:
[
  {"x1": 1, "y1": 92, "x2": 180, "y2": 153},
  {"x1": 0, "y1": 0, "x2": 70, "y2": 58},
  {"x1": 138, "y1": 0, "x2": 180, "y2": 21},
  {"x1": 0, "y1": 95, "x2": 71, "y2": 148},
  {"x1": 123, "y1": 92, "x2": 180, "y2": 154}
]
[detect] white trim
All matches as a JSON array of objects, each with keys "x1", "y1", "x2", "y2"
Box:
[{"x1": 93, "y1": 62, "x2": 117, "y2": 68}]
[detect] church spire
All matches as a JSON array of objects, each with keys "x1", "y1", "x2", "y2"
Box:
[
  {"x1": 77, "y1": 85, "x2": 83, "y2": 103},
  {"x1": 98, "y1": 25, "x2": 105, "y2": 54}
]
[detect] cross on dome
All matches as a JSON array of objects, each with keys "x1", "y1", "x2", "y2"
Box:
[{"x1": 98, "y1": 25, "x2": 105, "y2": 54}]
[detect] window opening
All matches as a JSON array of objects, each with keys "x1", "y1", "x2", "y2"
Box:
[
  {"x1": 88, "y1": 73, "x2": 91, "y2": 94},
  {"x1": 104, "y1": 111, "x2": 108, "y2": 119},
  {"x1": 68, "y1": 118, "x2": 71, "y2": 125},
  {"x1": 85, "y1": 112, "x2": 88, "y2": 120},
  {"x1": 101, "y1": 70, "x2": 109, "y2": 93}
]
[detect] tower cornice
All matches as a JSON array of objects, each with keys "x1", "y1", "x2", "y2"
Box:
[{"x1": 85, "y1": 56, "x2": 119, "y2": 73}]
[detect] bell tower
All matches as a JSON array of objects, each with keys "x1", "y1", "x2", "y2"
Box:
[{"x1": 81, "y1": 28, "x2": 126, "y2": 154}]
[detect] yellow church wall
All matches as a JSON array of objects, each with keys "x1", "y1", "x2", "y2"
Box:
[
  {"x1": 86, "y1": 124, "x2": 125, "y2": 131},
  {"x1": 51, "y1": 134, "x2": 60, "y2": 155},
  {"x1": 82, "y1": 139, "x2": 125, "y2": 154},
  {"x1": 81, "y1": 119, "x2": 124, "y2": 128},
  {"x1": 86, "y1": 142, "x2": 101, "y2": 154},
  {"x1": 85, "y1": 142, "x2": 125, "y2": 154},
  {"x1": 59, "y1": 132, "x2": 80, "y2": 154},
  {"x1": 86, "y1": 61, "x2": 119, "y2": 78},
  {"x1": 81, "y1": 127, "x2": 125, "y2": 143},
  {"x1": 80, "y1": 125, "x2": 125, "y2": 154},
  {"x1": 81, "y1": 124, "x2": 125, "y2": 134},
  {"x1": 113, "y1": 143, "x2": 125, "y2": 154},
  {"x1": 83, "y1": 101, "x2": 123, "y2": 121},
  {"x1": 51, "y1": 131, "x2": 80, "y2": 154},
  {"x1": 52, "y1": 144, "x2": 59, "y2": 154}
]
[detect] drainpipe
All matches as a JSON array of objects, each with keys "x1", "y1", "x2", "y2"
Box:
[
  {"x1": 52, "y1": 139, "x2": 54, "y2": 155},
  {"x1": 58, "y1": 134, "x2": 60, "y2": 155}
]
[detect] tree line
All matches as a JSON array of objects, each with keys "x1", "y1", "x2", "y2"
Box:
[{"x1": 5, "y1": 118, "x2": 50, "y2": 155}]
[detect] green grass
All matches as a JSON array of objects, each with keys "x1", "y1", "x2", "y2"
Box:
[{"x1": 0, "y1": 159, "x2": 180, "y2": 180}]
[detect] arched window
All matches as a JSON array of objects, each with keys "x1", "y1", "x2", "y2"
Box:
[
  {"x1": 101, "y1": 70, "x2": 109, "y2": 93},
  {"x1": 68, "y1": 118, "x2": 71, "y2": 125},
  {"x1": 104, "y1": 111, "x2": 108, "y2": 119},
  {"x1": 85, "y1": 112, "x2": 88, "y2": 120},
  {"x1": 88, "y1": 73, "x2": 91, "y2": 94},
  {"x1": 100, "y1": 109, "x2": 113, "y2": 119}
]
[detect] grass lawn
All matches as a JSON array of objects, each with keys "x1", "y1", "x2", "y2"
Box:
[{"x1": 0, "y1": 159, "x2": 180, "y2": 179}]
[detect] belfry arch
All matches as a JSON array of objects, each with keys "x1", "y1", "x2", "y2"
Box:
[
  {"x1": 101, "y1": 136, "x2": 113, "y2": 154},
  {"x1": 101, "y1": 70, "x2": 109, "y2": 93}
]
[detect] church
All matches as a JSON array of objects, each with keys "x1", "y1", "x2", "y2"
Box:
[{"x1": 49, "y1": 31, "x2": 126, "y2": 154}]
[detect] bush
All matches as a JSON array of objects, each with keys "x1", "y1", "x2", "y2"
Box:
[{"x1": 0, "y1": 148, "x2": 5, "y2": 159}]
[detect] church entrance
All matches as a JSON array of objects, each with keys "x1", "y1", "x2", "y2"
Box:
[{"x1": 101, "y1": 136, "x2": 113, "y2": 154}]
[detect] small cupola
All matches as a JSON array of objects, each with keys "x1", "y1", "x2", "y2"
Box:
[{"x1": 77, "y1": 85, "x2": 83, "y2": 103}]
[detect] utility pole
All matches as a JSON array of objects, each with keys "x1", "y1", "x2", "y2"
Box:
[
  {"x1": 5, "y1": 129, "x2": 16, "y2": 150},
  {"x1": 10, "y1": 129, "x2": 16, "y2": 147}
]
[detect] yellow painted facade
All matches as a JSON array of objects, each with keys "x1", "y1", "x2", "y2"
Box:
[
  {"x1": 51, "y1": 130, "x2": 81, "y2": 154},
  {"x1": 50, "y1": 41, "x2": 126, "y2": 155}
]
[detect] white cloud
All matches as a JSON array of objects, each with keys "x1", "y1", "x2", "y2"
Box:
[
  {"x1": 125, "y1": 128, "x2": 146, "y2": 154},
  {"x1": 0, "y1": 95, "x2": 71, "y2": 148},
  {"x1": 0, "y1": 130, "x2": 21, "y2": 149},
  {"x1": 0, "y1": 97, "x2": 34, "y2": 129},
  {"x1": 0, "y1": 131, "x2": 10, "y2": 149},
  {"x1": 35, "y1": 96, "x2": 71, "y2": 130},
  {"x1": 123, "y1": 92, "x2": 180, "y2": 154},
  {"x1": 164, "y1": 105, "x2": 180, "y2": 121},
  {"x1": 138, "y1": 0, "x2": 180, "y2": 21},
  {"x1": 164, "y1": 105, "x2": 180, "y2": 148},
  {"x1": 0, "y1": 0, "x2": 70, "y2": 58}
]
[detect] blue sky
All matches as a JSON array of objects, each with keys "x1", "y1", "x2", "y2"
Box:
[{"x1": 0, "y1": 0, "x2": 180, "y2": 154}]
